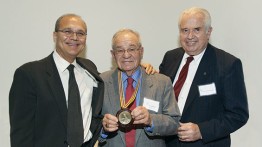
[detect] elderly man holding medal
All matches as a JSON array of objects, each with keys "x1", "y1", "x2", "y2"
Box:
[{"x1": 98, "y1": 28, "x2": 181, "y2": 147}]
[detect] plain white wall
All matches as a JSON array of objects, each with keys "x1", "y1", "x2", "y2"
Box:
[{"x1": 1, "y1": 0, "x2": 261, "y2": 146}]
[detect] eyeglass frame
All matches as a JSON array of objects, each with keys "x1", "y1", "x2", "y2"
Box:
[
  {"x1": 112, "y1": 46, "x2": 142, "y2": 56},
  {"x1": 56, "y1": 29, "x2": 87, "y2": 38}
]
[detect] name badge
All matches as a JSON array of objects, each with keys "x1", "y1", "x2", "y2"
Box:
[
  {"x1": 198, "y1": 83, "x2": 217, "y2": 96},
  {"x1": 143, "y1": 98, "x2": 159, "y2": 112}
]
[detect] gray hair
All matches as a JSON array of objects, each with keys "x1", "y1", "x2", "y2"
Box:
[
  {"x1": 178, "y1": 7, "x2": 212, "y2": 32},
  {"x1": 112, "y1": 28, "x2": 142, "y2": 49}
]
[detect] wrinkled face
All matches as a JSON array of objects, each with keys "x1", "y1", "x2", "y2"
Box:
[
  {"x1": 53, "y1": 16, "x2": 87, "y2": 63},
  {"x1": 179, "y1": 13, "x2": 212, "y2": 55},
  {"x1": 111, "y1": 32, "x2": 143, "y2": 76}
]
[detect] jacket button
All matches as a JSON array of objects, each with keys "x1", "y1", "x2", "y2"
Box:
[{"x1": 64, "y1": 140, "x2": 69, "y2": 145}]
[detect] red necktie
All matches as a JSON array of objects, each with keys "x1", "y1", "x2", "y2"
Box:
[
  {"x1": 174, "y1": 56, "x2": 194, "y2": 101},
  {"x1": 125, "y1": 77, "x2": 136, "y2": 147}
]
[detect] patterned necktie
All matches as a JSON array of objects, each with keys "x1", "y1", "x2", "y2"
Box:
[
  {"x1": 125, "y1": 77, "x2": 136, "y2": 147},
  {"x1": 67, "y1": 64, "x2": 84, "y2": 147},
  {"x1": 174, "y1": 56, "x2": 194, "y2": 101}
]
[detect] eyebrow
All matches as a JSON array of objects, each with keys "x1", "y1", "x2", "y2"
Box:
[
  {"x1": 59, "y1": 28, "x2": 86, "y2": 32},
  {"x1": 115, "y1": 44, "x2": 138, "y2": 48}
]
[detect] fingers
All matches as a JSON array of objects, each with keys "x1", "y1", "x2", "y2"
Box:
[
  {"x1": 177, "y1": 122, "x2": 202, "y2": 142},
  {"x1": 103, "y1": 114, "x2": 119, "y2": 132},
  {"x1": 145, "y1": 65, "x2": 154, "y2": 74},
  {"x1": 131, "y1": 106, "x2": 151, "y2": 125},
  {"x1": 149, "y1": 69, "x2": 159, "y2": 75},
  {"x1": 141, "y1": 63, "x2": 158, "y2": 75}
]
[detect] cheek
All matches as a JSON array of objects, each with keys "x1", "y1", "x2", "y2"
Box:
[
  {"x1": 79, "y1": 39, "x2": 86, "y2": 45},
  {"x1": 115, "y1": 57, "x2": 122, "y2": 65},
  {"x1": 180, "y1": 35, "x2": 186, "y2": 42},
  {"x1": 198, "y1": 36, "x2": 207, "y2": 43},
  {"x1": 79, "y1": 42, "x2": 86, "y2": 49},
  {"x1": 56, "y1": 38, "x2": 67, "y2": 47}
]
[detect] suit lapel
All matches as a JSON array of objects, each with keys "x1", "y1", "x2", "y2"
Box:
[
  {"x1": 76, "y1": 58, "x2": 104, "y2": 117},
  {"x1": 45, "y1": 54, "x2": 68, "y2": 129},
  {"x1": 171, "y1": 50, "x2": 184, "y2": 82},
  {"x1": 109, "y1": 69, "x2": 122, "y2": 114},
  {"x1": 108, "y1": 69, "x2": 126, "y2": 143},
  {"x1": 135, "y1": 69, "x2": 153, "y2": 144},
  {"x1": 138, "y1": 69, "x2": 152, "y2": 106},
  {"x1": 76, "y1": 58, "x2": 103, "y2": 82}
]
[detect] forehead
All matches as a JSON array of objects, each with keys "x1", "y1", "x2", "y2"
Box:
[
  {"x1": 180, "y1": 13, "x2": 205, "y2": 28},
  {"x1": 114, "y1": 32, "x2": 139, "y2": 47},
  {"x1": 59, "y1": 16, "x2": 86, "y2": 31}
]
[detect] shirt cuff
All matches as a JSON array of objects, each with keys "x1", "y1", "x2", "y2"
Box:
[
  {"x1": 144, "y1": 121, "x2": 154, "y2": 133},
  {"x1": 100, "y1": 128, "x2": 108, "y2": 139}
]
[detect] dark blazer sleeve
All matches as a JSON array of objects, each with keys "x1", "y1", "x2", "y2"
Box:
[{"x1": 9, "y1": 64, "x2": 37, "y2": 147}]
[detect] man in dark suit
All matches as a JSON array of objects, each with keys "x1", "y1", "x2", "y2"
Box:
[
  {"x1": 98, "y1": 29, "x2": 180, "y2": 147},
  {"x1": 9, "y1": 14, "x2": 104, "y2": 147},
  {"x1": 159, "y1": 7, "x2": 249, "y2": 147}
]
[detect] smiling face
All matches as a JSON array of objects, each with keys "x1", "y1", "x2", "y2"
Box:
[
  {"x1": 111, "y1": 30, "x2": 143, "y2": 76},
  {"x1": 53, "y1": 15, "x2": 87, "y2": 63},
  {"x1": 179, "y1": 12, "x2": 212, "y2": 56}
]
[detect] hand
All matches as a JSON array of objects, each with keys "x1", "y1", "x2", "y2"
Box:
[
  {"x1": 140, "y1": 62, "x2": 158, "y2": 75},
  {"x1": 102, "y1": 114, "x2": 119, "y2": 132},
  {"x1": 131, "y1": 106, "x2": 152, "y2": 126},
  {"x1": 177, "y1": 122, "x2": 202, "y2": 142}
]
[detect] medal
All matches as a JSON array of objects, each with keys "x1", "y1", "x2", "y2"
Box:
[
  {"x1": 116, "y1": 71, "x2": 141, "y2": 127},
  {"x1": 116, "y1": 108, "x2": 133, "y2": 127}
]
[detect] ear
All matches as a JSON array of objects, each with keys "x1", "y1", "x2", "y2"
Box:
[
  {"x1": 140, "y1": 47, "x2": 144, "y2": 59},
  {"x1": 207, "y1": 27, "x2": 213, "y2": 38},
  {"x1": 53, "y1": 32, "x2": 57, "y2": 42},
  {"x1": 110, "y1": 50, "x2": 116, "y2": 58}
]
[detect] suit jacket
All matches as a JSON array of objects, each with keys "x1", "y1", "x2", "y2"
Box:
[
  {"x1": 99, "y1": 68, "x2": 180, "y2": 147},
  {"x1": 9, "y1": 53, "x2": 104, "y2": 147},
  {"x1": 160, "y1": 44, "x2": 249, "y2": 147}
]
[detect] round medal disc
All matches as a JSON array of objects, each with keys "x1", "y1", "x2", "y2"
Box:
[{"x1": 116, "y1": 109, "x2": 133, "y2": 127}]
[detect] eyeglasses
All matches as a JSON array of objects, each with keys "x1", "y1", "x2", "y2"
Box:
[
  {"x1": 113, "y1": 47, "x2": 141, "y2": 56},
  {"x1": 57, "y1": 29, "x2": 87, "y2": 39}
]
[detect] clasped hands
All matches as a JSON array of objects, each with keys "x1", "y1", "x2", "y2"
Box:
[{"x1": 102, "y1": 106, "x2": 151, "y2": 132}]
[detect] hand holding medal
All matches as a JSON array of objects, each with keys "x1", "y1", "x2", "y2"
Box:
[{"x1": 130, "y1": 106, "x2": 152, "y2": 126}]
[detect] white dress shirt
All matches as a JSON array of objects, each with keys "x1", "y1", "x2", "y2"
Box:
[
  {"x1": 173, "y1": 49, "x2": 206, "y2": 113},
  {"x1": 53, "y1": 50, "x2": 98, "y2": 143}
]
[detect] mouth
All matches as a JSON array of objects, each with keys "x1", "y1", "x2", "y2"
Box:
[
  {"x1": 66, "y1": 42, "x2": 79, "y2": 47},
  {"x1": 186, "y1": 41, "x2": 197, "y2": 46},
  {"x1": 121, "y1": 60, "x2": 135, "y2": 65},
  {"x1": 123, "y1": 60, "x2": 133, "y2": 63}
]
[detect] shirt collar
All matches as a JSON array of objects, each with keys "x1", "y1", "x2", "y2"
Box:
[
  {"x1": 183, "y1": 48, "x2": 206, "y2": 63},
  {"x1": 121, "y1": 66, "x2": 141, "y2": 83},
  {"x1": 53, "y1": 50, "x2": 78, "y2": 73}
]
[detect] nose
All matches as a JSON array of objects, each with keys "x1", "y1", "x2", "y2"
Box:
[
  {"x1": 70, "y1": 32, "x2": 78, "y2": 40},
  {"x1": 72, "y1": 33, "x2": 78, "y2": 40},
  {"x1": 123, "y1": 50, "x2": 132, "y2": 58},
  {"x1": 187, "y1": 30, "x2": 195, "y2": 39}
]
